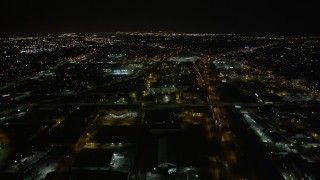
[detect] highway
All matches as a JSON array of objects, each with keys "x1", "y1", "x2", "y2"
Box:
[{"x1": 201, "y1": 43, "x2": 279, "y2": 179}]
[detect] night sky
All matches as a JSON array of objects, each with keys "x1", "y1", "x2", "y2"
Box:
[{"x1": 1, "y1": 0, "x2": 319, "y2": 35}]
